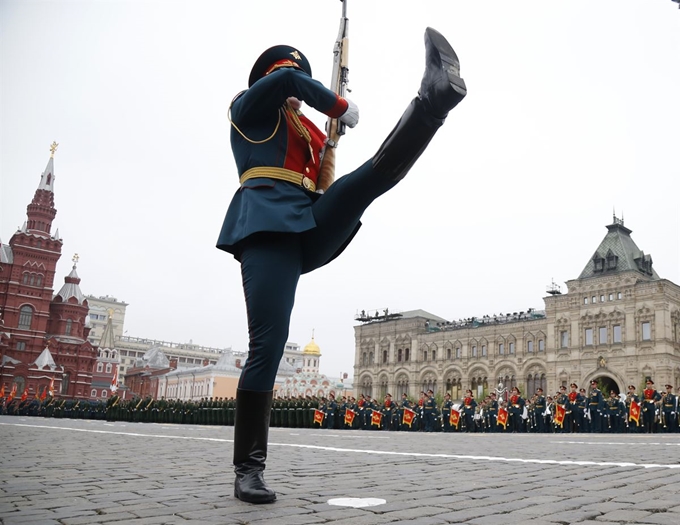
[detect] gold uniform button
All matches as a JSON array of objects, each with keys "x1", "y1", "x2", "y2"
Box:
[
  {"x1": 305, "y1": 167, "x2": 310, "y2": 173},
  {"x1": 302, "y1": 177, "x2": 312, "y2": 190}
]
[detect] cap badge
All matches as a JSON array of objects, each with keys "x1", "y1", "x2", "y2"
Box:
[{"x1": 290, "y1": 50, "x2": 302, "y2": 60}]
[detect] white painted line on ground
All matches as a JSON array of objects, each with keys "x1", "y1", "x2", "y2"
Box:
[
  {"x1": 552, "y1": 440, "x2": 680, "y2": 446},
  {"x1": 328, "y1": 497, "x2": 386, "y2": 508},
  {"x1": 2, "y1": 421, "x2": 679, "y2": 470}
]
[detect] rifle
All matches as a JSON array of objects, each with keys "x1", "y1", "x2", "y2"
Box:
[{"x1": 317, "y1": 0, "x2": 350, "y2": 192}]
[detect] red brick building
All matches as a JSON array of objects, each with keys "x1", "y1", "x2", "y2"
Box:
[
  {"x1": 124, "y1": 347, "x2": 177, "y2": 399},
  {"x1": 0, "y1": 145, "x2": 97, "y2": 399}
]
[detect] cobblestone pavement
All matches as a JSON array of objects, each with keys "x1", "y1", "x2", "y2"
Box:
[{"x1": 1, "y1": 416, "x2": 679, "y2": 525}]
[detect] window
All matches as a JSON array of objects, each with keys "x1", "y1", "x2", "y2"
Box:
[
  {"x1": 599, "y1": 327, "x2": 607, "y2": 345},
  {"x1": 617, "y1": 292, "x2": 622, "y2": 300},
  {"x1": 16, "y1": 341, "x2": 26, "y2": 351},
  {"x1": 642, "y1": 322, "x2": 651, "y2": 341},
  {"x1": 527, "y1": 341, "x2": 534, "y2": 353},
  {"x1": 22, "y1": 273, "x2": 29, "y2": 284},
  {"x1": 482, "y1": 345, "x2": 487, "y2": 357},
  {"x1": 446, "y1": 348, "x2": 451, "y2": 360},
  {"x1": 538, "y1": 339, "x2": 545, "y2": 352},
  {"x1": 472, "y1": 345, "x2": 477, "y2": 357},
  {"x1": 404, "y1": 349, "x2": 410, "y2": 362},
  {"x1": 423, "y1": 350, "x2": 428, "y2": 361},
  {"x1": 65, "y1": 319, "x2": 72, "y2": 335},
  {"x1": 584, "y1": 297, "x2": 589, "y2": 305},
  {"x1": 499, "y1": 343, "x2": 504, "y2": 355},
  {"x1": 102, "y1": 390, "x2": 107, "y2": 398},
  {"x1": 91, "y1": 389, "x2": 97, "y2": 398},
  {"x1": 509, "y1": 342, "x2": 515, "y2": 354},
  {"x1": 97, "y1": 363, "x2": 103, "y2": 373},
  {"x1": 18, "y1": 305, "x2": 33, "y2": 329},
  {"x1": 592, "y1": 296, "x2": 597, "y2": 304},
  {"x1": 560, "y1": 331, "x2": 569, "y2": 348},
  {"x1": 456, "y1": 347, "x2": 462, "y2": 359},
  {"x1": 13, "y1": 376, "x2": 25, "y2": 395},
  {"x1": 600, "y1": 295, "x2": 605, "y2": 303},
  {"x1": 613, "y1": 325, "x2": 622, "y2": 343},
  {"x1": 382, "y1": 350, "x2": 388, "y2": 363},
  {"x1": 36, "y1": 275, "x2": 43, "y2": 286},
  {"x1": 397, "y1": 349, "x2": 403, "y2": 362},
  {"x1": 609, "y1": 293, "x2": 614, "y2": 301},
  {"x1": 585, "y1": 328, "x2": 593, "y2": 345}
]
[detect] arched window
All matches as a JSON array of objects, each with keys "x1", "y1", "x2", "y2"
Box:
[
  {"x1": 368, "y1": 351, "x2": 374, "y2": 364},
  {"x1": 404, "y1": 348, "x2": 410, "y2": 362},
  {"x1": 29, "y1": 274, "x2": 35, "y2": 286},
  {"x1": 22, "y1": 273, "x2": 29, "y2": 284},
  {"x1": 362, "y1": 352, "x2": 367, "y2": 365},
  {"x1": 398, "y1": 348, "x2": 403, "y2": 362},
  {"x1": 102, "y1": 390, "x2": 107, "y2": 398},
  {"x1": 382, "y1": 350, "x2": 388, "y2": 364},
  {"x1": 61, "y1": 373, "x2": 70, "y2": 395},
  {"x1": 36, "y1": 275, "x2": 43, "y2": 286},
  {"x1": 446, "y1": 348, "x2": 451, "y2": 360},
  {"x1": 65, "y1": 319, "x2": 72, "y2": 335},
  {"x1": 456, "y1": 347, "x2": 462, "y2": 359},
  {"x1": 97, "y1": 363, "x2": 103, "y2": 373},
  {"x1": 105, "y1": 363, "x2": 112, "y2": 374},
  {"x1": 18, "y1": 305, "x2": 33, "y2": 329},
  {"x1": 423, "y1": 350, "x2": 428, "y2": 361},
  {"x1": 91, "y1": 389, "x2": 97, "y2": 398}
]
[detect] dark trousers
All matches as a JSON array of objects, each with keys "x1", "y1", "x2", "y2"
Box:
[{"x1": 237, "y1": 160, "x2": 396, "y2": 391}]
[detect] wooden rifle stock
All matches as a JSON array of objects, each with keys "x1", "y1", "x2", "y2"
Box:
[{"x1": 317, "y1": 0, "x2": 349, "y2": 192}]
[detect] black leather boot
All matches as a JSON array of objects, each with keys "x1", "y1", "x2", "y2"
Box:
[
  {"x1": 372, "y1": 27, "x2": 466, "y2": 182},
  {"x1": 233, "y1": 389, "x2": 276, "y2": 504}
]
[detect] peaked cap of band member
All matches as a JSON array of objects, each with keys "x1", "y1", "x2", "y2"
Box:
[{"x1": 248, "y1": 45, "x2": 312, "y2": 87}]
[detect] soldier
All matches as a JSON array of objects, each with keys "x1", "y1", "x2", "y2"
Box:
[
  {"x1": 624, "y1": 385, "x2": 640, "y2": 433},
  {"x1": 661, "y1": 384, "x2": 677, "y2": 433},
  {"x1": 325, "y1": 393, "x2": 337, "y2": 429},
  {"x1": 221, "y1": 25, "x2": 467, "y2": 502},
  {"x1": 553, "y1": 386, "x2": 568, "y2": 433},
  {"x1": 577, "y1": 388, "x2": 589, "y2": 433},
  {"x1": 566, "y1": 384, "x2": 582, "y2": 433},
  {"x1": 588, "y1": 380, "x2": 605, "y2": 433},
  {"x1": 641, "y1": 379, "x2": 661, "y2": 433},
  {"x1": 532, "y1": 388, "x2": 546, "y2": 433},
  {"x1": 382, "y1": 393, "x2": 394, "y2": 431},
  {"x1": 441, "y1": 393, "x2": 453, "y2": 433},
  {"x1": 461, "y1": 390, "x2": 476, "y2": 433},
  {"x1": 423, "y1": 390, "x2": 437, "y2": 432},
  {"x1": 606, "y1": 390, "x2": 623, "y2": 433},
  {"x1": 508, "y1": 387, "x2": 525, "y2": 433}
]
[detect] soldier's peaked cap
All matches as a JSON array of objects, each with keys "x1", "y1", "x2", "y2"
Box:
[{"x1": 249, "y1": 45, "x2": 312, "y2": 87}]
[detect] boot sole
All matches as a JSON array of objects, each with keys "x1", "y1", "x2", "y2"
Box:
[
  {"x1": 425, "y1": 27, "x2": 467, "y2": 94},
  {"x1": 234, "y1": 487, "x2": 277, "y2": 504}
]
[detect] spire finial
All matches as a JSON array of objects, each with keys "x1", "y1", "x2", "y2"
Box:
[
  {"x1": 72, "y1": 253, "x2": 79, "y2": 267},
  {"x1": 50, "y1": 141, "x2": 59, "y2": 158},
  {"x1": 311, "y1": 328, "x2": 315, "y2": 340}
]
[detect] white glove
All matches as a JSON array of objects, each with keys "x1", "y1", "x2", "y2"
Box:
[{"x1": 339, "y1": 99, "x2": 359, "y2": 128}]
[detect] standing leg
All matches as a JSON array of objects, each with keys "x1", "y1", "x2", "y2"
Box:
[{"x1": 233, "y1": 233, "x2": 303, "y2": 504}]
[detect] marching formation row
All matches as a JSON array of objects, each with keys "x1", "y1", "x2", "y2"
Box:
[{"x1": 2, "y1": 379, "x2": 678, "y2": 434}]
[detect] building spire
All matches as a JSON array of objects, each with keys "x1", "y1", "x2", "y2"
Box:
[{"x1": 50, "y1": 141, "x2": 59, "y2": 158}]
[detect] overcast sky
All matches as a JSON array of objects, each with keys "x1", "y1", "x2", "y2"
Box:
[{"x1": 2, "y1": 0, "x2": 679, "y2": 380}]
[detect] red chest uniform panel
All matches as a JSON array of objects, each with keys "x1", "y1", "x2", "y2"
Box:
[
  {"x1": 568, "y1": 392, "x2": 578, "y2": 402},
  {"x1": 282, "y1": 112, "x2": 326, "y2": 185}
]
